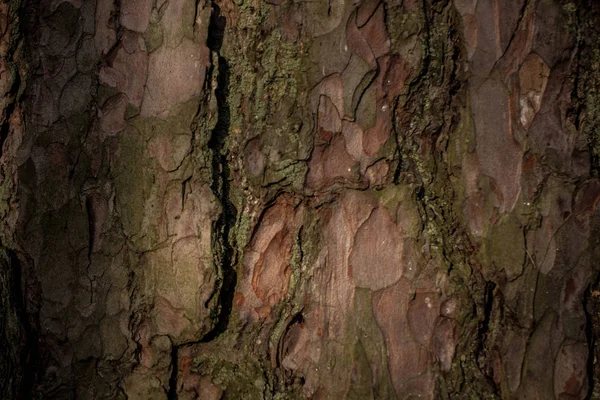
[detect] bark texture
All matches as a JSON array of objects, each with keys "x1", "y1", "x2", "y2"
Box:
[{"x1": 1, "y1": 0, "x2": 600, "y2": 399}]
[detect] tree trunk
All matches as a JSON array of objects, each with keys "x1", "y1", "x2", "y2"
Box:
[{"x1": 1, "y1": 0, "x2": 600, "y2": 398}]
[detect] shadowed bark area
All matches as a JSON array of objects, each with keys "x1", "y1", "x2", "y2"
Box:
[{"x1": 1, "y1": 0, "x2": 600, "y2": 399}]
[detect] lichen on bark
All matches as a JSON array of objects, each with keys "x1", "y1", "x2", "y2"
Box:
[{"x1": 0, "y1": 0, "x2": 600, "y2": 399}]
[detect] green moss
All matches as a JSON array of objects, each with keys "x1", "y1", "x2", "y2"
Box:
[
  {"x1": 234, "y1": 209, "x2": 254, "y2": 253},
  {"x1": 192, "y1": 354, "x2": 265, "y2": 400},
  {"x1": 288, "y1": 232, "x2": 303, "y2": 293},
  {"x1": 263, "y1": 157, "x2": 307, "y2": 189},
  {"x1": 389, "y1": 2, "x2": 505, "y2": 397},
  {"x1": 226, "y1": 28, "x2": 307, "y2": 134},
  {"x1": 386, "y1": 3, "x2": 424, "y2": 54},
  {"x1": 260, "y1": 32, "x2": 303, "y2": 104},
  {"x1": 219, "y1": 0, "x2": 312, "y2": 196}
]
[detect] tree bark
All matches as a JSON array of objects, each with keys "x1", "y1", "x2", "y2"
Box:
[{"x1": 1, "y1": 0, "x2": 600, "y2": 399}]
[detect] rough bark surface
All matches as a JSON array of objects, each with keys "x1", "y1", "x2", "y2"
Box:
[{"x1": 1, "y1": 0, "x2": 600, "y2": 399}]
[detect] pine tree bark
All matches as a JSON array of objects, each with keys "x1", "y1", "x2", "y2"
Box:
[{"x1": 1, "y1": 0, "x2": 600, "y2": 399}]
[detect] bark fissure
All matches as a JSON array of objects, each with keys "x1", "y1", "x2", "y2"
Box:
[
  {"x1": 393, "y1": 1, "x2": 504, "y2": 396},
  {"x1": 167, "y1": 344, "x2": 178, "y2": 400},
  {"x1": 2, "y1": 0, "x2": 600, "y2": 398},
  {"x1": 167, "y1": 2, "x2": 236, "y2": 396},
  {"x1": 202, "y1": 0, "x2": 237, "y2": 344}
]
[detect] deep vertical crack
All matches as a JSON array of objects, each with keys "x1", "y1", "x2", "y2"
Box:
[
  {"x1": 12, "y1": 252, "x2": 40, "y2": 400},
  {"x1": 391, "y1": 1, "x2": 503, "y2": 396},
  {"x1": 202, "y1": 0, "x2": 237, "y2": 345},
  {"x1": 167, "y1": 344, "x2": 179, "y2": 400},
  {"x1": 167, "y1": 3, "x2": 236, "y2": 398}
]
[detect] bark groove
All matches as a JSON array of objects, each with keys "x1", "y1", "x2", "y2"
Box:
[{"x1": 1, "y1": 0, "x2": 600, "y2": 399}]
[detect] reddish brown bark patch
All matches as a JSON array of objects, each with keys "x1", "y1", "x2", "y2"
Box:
[{"x1": 237, "y1": 196, "x2": 304, "y2": 323}]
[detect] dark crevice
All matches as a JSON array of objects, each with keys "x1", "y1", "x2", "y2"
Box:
[
  {"x1": 572, "y1": 2, "x2": 600, "y2": 177},
  {"x1": 0, "y1": 41, "x2": 20, "y2": 156},
  {"x1": 181, "y1": 176, "x2": 192, "y2": 211},
  {"x1": 0, "y1": 100, "x2": 16, "y2": 156},
  {"x1": 11, "y1": 252, "x2": 40, "y2": 400},
  {"x1": 168, "y1": 3, "x2": 236, "y2": 398},
  {"x1": 475, "y1": 281, "x2": 500, "y2": 395},
  {"x1": 206, "y1": 3, "x2": 226, "y2": 52},
  {"x1": 201, "y1": 0, "x2": 237, "y2": 344},
  {"x1": 356, "y1": 0, "x2": 383, "y2": 28},
  {"x1": 279, "y1": 312, "x2": 304, "y2": 363},
  {"x1": 167, "y1": 344, "x2": 179, "y2": 400},
  {"x1": 392, "y1": 2, "x2": 500, "y2": 396},
  {"x1": 477, "y1": 282, "x2": 495, "y2": 351}
]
